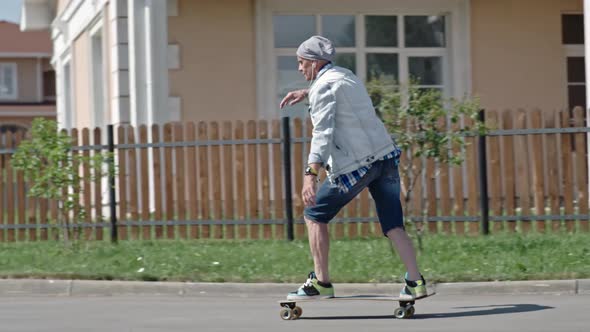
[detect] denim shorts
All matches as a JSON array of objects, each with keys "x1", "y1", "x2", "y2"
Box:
[{"x1": 304, "y1": 158, "x2": 404, "y2": 236}]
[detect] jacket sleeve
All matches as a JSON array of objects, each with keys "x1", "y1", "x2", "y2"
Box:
[{"x1": 308, "y1": 84, "x2": 336, "y2": 165}]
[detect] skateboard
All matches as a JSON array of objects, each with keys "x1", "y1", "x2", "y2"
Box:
[{"x1": 278, "y1": 292, "x2": 435, "y2": 320}]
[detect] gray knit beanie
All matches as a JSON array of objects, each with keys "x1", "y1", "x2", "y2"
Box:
[{"x1": 296, "y1": 35, "x2": 336, "y2": 62}]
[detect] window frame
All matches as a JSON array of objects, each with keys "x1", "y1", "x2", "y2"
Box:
[
  {"x1": 562, "y1": 12, "x2": 585, "y2": 110},
  {"x1": 0, "y1": 63, "x2": 18, "y2": 100},
  {"x1": 256, "y1": 0, "x2": 471, "y2": 118}
]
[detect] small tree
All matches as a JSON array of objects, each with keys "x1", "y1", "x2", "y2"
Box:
[
  {"x1": 367, "y1": 78, "x2": 487, "y2": 247},
  {"x1": 12, "y1": 118, "x2": 113, "y2": 245}
]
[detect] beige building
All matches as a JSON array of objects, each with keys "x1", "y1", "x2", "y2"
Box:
[
  {"x1": 0, "y1": 20, "x2": 55, "y2": 137},
  {"x1": 19, "y1": 0, "x2": 587, "y2": 128}
]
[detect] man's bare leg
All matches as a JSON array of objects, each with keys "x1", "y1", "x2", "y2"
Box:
[
  {"x1": 305, "y1": 216, "x2": 330, "y2": 283},
  {"x1": 386, "y1": 227, "x2": 420, "y2": 280}
]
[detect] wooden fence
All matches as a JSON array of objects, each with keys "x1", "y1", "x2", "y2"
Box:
[{"x1": 0, "y1": 108, "x2": 588, "y2": 241}]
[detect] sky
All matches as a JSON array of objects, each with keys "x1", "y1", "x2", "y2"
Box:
[{"x1": 0, "y1": 0, "x2": 22, "y2": 24}]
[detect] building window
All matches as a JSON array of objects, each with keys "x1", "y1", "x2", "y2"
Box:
[
  {"x1": 43, "y1": 70, "x2": 56, "y2": 101},
  {"x1": 562, "y1": 14, "x2": 584, "y2": 45},
  {"x1": 273, "y1": 14, "x2": 448, "y2": 117},
  {"x1": 0, "y1": 63, "x2": 17, "y2": 100},
  {"x1": 566, "y1": 57, "x2": 585, "y2": 109},
  {"x1": 562, "y1": 14, "x2": 585, "y2": 111}
]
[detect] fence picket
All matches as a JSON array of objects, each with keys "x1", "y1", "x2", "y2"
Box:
[
  {"x1": 174, "y1": 123, "x2": 187, "y2": 239},
  {"x1": 39, "y1": 197, "x2": 48, "y2": 241},
  {"x1": 486, "y1": 110, "x2": 503, "y2": 233},
  {"x1": 259, "y1": 120, "x2": 272, "y2": 239},
  {"x1": 198, "y1": 122, "x2": 210, "y2": 238},
  {"x1": 359, "y1": 189, "x2": 370, "y2": 237},
  {"x1": 210, "y1": 122, "x2": 223, "y2": 239},
  {"x1": 186, "y1": 122, "x2": 199, "y2": 239},
  {"x1": 425, "y1": 158, "x2": 437, "y2": 234},
  {"x1": 560, "y1": 110, "x2": 575, "y2": 232},
  {"x1": 439, "y1": 118, "x2": 451, "y2": 235},
  {"x1": 139, "y1": 125, "x2": 150, "y2": 240},
  {"x1": 247, "y1": 120, "x2": 259, "y2": 239},
  {"x1": 152, "y1": 125, "x2": 164, "y2": 239},
  {"x1": 0, "y1": 136, "x2": 4, "y2": 241},
  {"x1": 501, "y1": 110, "x2": 516, "y2": 232},
  {"x1": 163, "y1": 123, "x2": 174, "y2": 239},
  {"x1": 515, "y1": 110, "x2": 531, "y2": 233},
  {"x1": 346, "y1": 185, "x2": 359, "y2": 239},
  {"x1": 451, "y1": 122, "x2": 464, "y2": 235},
  {"x1": 82, "y1": 128, "x2": 92, "y2": 240},
  {"x1": 573, "y1": 108, "x2": 588, "y2": 231},
  {"x1": 464, "y1": 116, "x2": 479, "y2": 235},
  {"x1": 544, "y1": 111, "x2": 561, "y2": 232},
  {"x1": 25, "y1": 130, "x2": 38, "y2": 240},
  {"x1": 235, "y1": 121, "x2": 247, "y2": 239},
  {"x1": 272, "y1": 120, "x2": 285, "y2": 239},
  {"x1": 93, "y1": 128, "x2": 103, "y2": 240},
  {"x1": 15, "y1": 131, "x2": 25, "y2": 241},
  {"x1": 50, "y1": 196, "x2": 58, "y2": 241},
  {"x1": 292, "y1": 119, "x2": 305, "y2": 238},
  {"x1": 223, "y1": 121, "x2": 235, "y2": 239},
  {"x1": 530, "y1": 110, "x2": 545, "y2": 232},
  {"x1": 117, "y1": 126, "x2": 128, "y2": 240},
  {"x1": 127, "y1": 127, "x2": 139, "y2": 239},
  {"x1": 6, "y1": 133, "x2": 16, "y2": 242},
  {"x1": 410, "y1": 154, "x2": 425, "y2": 234}
]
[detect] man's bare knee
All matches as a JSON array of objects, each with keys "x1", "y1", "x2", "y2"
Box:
[{"x1": 386, "y1": 226, "x2": 405, "y2": 239}]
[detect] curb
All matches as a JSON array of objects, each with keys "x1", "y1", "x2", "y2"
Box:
[{"x1": 0, "y1": 279, "x2": 588, "y2": 297}]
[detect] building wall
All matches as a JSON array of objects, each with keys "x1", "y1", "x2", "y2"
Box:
[
  {"x1": 56, "y1": 0, "x2": 71, "y2": 17},
  {"x1": 168, "y1": 0, "x2": 257, "y2": 122},
  {"x1": 471, "y1": 0, "x2": 583, "y2": 111},
  {"x1": 73, "y1": 31, "x2": 91, "y2": 128},
  {"x1": 0, "y1": 105, "x2": 56, "y2": 128}
]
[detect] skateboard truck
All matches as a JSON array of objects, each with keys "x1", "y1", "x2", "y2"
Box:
[
  {"x1": 279, "y1": 302, "x2": 303, "y2": 320},
  {"x1": 394, "y1": 300, "x2": 416, "y2": 319}
]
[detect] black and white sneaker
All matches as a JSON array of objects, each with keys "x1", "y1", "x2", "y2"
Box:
[{"x1": 286, "y1": 272, "x2": 335, "y2": 300}]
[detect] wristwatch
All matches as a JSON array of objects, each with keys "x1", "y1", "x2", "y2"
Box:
[{"x1": 304, "y1": 166, "x2": 318, "y2": 176}]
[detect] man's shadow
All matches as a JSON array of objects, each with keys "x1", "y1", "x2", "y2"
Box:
[{"x1": 299, "y1": 304, "x2": 554, "y2": 320}]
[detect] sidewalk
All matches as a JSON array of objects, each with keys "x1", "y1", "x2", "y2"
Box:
[{"x1": 0, "y1": 278, "x2": 588, "y2": 297}]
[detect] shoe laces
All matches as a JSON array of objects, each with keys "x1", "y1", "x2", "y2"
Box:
[{"x1": 301, "y1": 276, "x2": 314, "y2": 288}]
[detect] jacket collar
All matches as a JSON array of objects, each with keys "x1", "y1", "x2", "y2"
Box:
[{"x1": 309, "y1": 62, "x2": 333, "y2": 90}]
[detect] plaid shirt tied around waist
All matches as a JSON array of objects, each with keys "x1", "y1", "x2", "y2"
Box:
[{"x1": 333, "y1": 146, "x2": 402, "y2": 194}]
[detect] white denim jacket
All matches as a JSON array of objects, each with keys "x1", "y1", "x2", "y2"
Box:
[{"x1": 307, "y1": 65, "x2": 397, "y2": 182}]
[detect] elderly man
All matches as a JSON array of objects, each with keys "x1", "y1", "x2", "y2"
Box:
[{"x1": 280, "y1": 36, "x2": 427, "y2": 301}]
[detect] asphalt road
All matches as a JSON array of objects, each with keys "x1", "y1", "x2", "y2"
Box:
[{"x1": 1, "y1": 294, "x2": 589, "y2": 332}]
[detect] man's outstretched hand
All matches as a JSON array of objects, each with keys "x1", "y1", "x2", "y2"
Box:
[{"x1": 280, "y1": 89, "x2": 308, "y2": 109}]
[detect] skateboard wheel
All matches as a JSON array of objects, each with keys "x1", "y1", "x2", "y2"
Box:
[
  {"x1": 394, "y1": 307, "x2": 407, "y2": 319},
  {"x1": 406, "y1": 306, "x2": 415, "y2": 317},
  {"x1": 280, "y1": 308, "x2": 293, "y2": 320},
  {"x1": 292, "y1": 306, "x2": 303, "y2": 319}
]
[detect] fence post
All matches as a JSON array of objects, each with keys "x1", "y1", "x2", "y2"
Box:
[
  {"x1": 477, "y1": 110, "x2": 490, "y2": 235},
  {"x1": 282, "y1": 117, "x2": 294, "y2": 241},
  {"x1": 108, "y1": 125, "x2": 118, "y2": 243}
]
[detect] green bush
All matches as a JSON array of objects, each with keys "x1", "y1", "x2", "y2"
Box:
[{"x1": 12, "y1": 118, "x2": 114, "y2": 244}]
